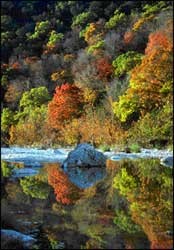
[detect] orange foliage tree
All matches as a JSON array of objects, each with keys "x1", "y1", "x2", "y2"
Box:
[
  {"x1": 130, "y1": 29, "x2": 173, "y2": 111},
  {"x1": 113, "y1": 27, "x2": 173, "y2": 122},
  {"x1": 47, "y1": 164, "x2": 82, "y2": 205},
  {"x1": 48, "y1": 83, "x2": 84, "y2": 129},
  {"x1": 145, "y1": 31, "x2": 173, "y2": 55}
]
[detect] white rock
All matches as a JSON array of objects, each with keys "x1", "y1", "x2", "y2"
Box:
[{"x1": 62, "y1": 143, "x2": 107, "y2": 169}]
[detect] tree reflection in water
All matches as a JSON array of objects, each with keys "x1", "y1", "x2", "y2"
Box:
[{"x1": 113, "y1": 159, "x2": 173, "y2": 249}]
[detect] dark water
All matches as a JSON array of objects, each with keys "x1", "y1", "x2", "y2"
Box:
[{"x1": 1, "y1": 159, "x2": 173, "y2": 249}]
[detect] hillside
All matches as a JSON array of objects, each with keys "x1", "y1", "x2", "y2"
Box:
[{"x1": 1, "y1": 0, "x2": 173, "y2": 150}]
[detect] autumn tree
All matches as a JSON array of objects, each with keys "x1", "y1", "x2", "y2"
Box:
[
  {"x1": 47, "y1": 164, "x2": 82, "y2": 205},
  {"x1": 130, "y1": 29, "x2": 173, "y2": 111},
  {"x1": 48, "y1": 83, "x2": 84, "y2": 129},
  {"x1": 95, "y1": 57, "x2": 113, "y2": 82},
  {"x1": 113, "y1": 27, "x2": 173, "y2": 122}
]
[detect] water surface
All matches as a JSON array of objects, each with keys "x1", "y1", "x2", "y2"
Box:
[{"x1": 1, "y1": 149, "x2": 173, "y2": 249}]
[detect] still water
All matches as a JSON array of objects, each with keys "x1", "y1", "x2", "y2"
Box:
[{"x1": 1, "y1": 155, "x2": 173, "y2": 249}]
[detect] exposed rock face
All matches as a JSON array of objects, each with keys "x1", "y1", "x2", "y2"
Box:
[
  {"x1": 62, "y1": 143, "x2": 107, "y2": 170},
  {"x1": 1, "y1": 229, "x2": 36, "y2": 248}
]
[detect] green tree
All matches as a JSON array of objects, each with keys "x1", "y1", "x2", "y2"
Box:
[
  {"x1": 105, "y1": 10, "x2": 126, "y2": 29},
  {"x1": 28, "y1": 20, "x2": 50, "y2": 40},
  {"x1": 112, "y1": 51, "x2": 143, "y2": 77},
  {"x1": 47, "y1": 30, "x2": 64, "y2": 47},
  {"x1": 19, "y1": 86, "x2": 50, "y2": 110},
  {"x1": 72, "y1": 11, "x2": 90, "y2": 28},
  {"x1": 1, "y1": 108, "x2": 15, "y2": 133}
]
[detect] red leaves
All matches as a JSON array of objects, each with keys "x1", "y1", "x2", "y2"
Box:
[
  {"x1": 48, "y1": 83, "x2": 83, "y2": 129},
  {"x1": 47, "y1": 165, "x2": 82, "y2": 205},
  {"x1": 95, "y1": 57, "x2": 113, "y2": 81}
]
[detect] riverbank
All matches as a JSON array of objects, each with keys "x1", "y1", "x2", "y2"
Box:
[{"x1": 1, "y1": 146, "x2": 173, "y2": 167}]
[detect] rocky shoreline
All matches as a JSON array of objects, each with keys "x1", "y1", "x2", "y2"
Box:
[{"x1": 1, "y1": 144, "x2": 173, "y2": 168}]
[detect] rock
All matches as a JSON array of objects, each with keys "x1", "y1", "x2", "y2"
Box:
[
  {"x1": 160, "y1": 156, "x2": 173, "y2": 167},
  {"x1": 62, "y1": 143, "x2": 107, "y2": 169},
  {"x1": 1, "y1": 229, "x2": 36, "y2": 248},
  {"x1": 66, "y1": 166, "x2": 106, "y2": 188}
]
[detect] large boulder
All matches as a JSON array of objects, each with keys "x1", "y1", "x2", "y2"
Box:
[{"x1": 62, "y1": 143, "x2": 107, "y2": 170}]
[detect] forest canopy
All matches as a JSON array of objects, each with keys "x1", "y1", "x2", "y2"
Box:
[{"x1": 1, "y1": 0, "x2": 173, "y2": 149}]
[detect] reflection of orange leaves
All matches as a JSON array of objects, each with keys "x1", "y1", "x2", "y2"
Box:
[{"x1": 47, "y1": 165, "x2": 82, "y2": 204}]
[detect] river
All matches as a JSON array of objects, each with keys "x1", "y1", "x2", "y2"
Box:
[{"x1": 1, "y1": 146, "x2": 173, "y2": 249}]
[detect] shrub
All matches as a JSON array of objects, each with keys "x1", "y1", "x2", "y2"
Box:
[
  {"x1": 129, "y1": 143, "x2": 141, "y2": 153},
  {"x1": 127, "y1": 101, "x2": 173, "y2": 147}
]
